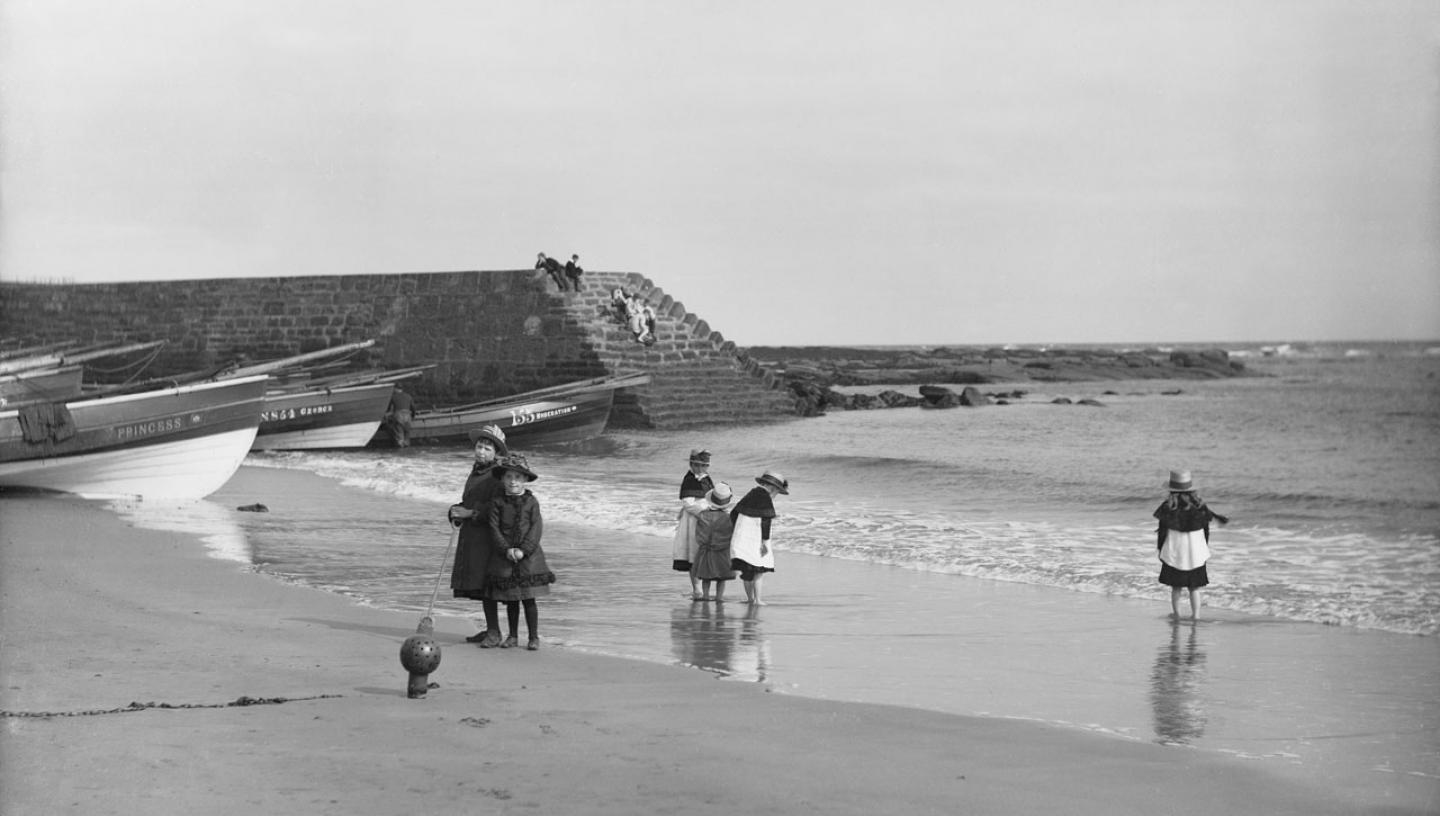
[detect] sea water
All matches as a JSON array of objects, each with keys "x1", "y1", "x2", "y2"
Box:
[
  {"x1": 108, "y1": 340, "x2": 1440, "y2": 799},
  {"x1": 176, "y1": 340, "x2": 1437, "y2": 636}
]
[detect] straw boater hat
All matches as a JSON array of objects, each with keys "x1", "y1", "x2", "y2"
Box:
[
  {"x1": 1167, "y1": 470, "x2": 1194, "y2": 492},
  {"x1": 755, "y1": 470, "x2": 790, "y2": 495},
  {"x1": 467, "y1": 424, "x2": 509, "y2": 456},
  {"x1": 688, "y1": 449, "x2": 711, "y2": 466},
  {"x1": 706, "y1": 482, "x2": 734, "y2": 508},
  {"x1": 492, "y1": 453, "x2": 538, "y2": 482}
]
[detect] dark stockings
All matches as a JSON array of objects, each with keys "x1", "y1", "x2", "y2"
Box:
[
  {"x1": 505, "y1": 599, "x2": 538, "y2": 638},
  {"x1": 482, "y1": 599, "x2": 500, "y2": 634}
]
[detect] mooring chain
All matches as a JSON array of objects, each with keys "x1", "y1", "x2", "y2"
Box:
[{"x1": 0, "y1": 693, "x2": 344, "y2": 719}]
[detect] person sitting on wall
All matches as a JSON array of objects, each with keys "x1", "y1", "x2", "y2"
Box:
[
  {"x1": 564, "y1": 254, "x2": 584, "y2": 291},
  {"x1": 628, "y1": 296, "x2": 647, "y2": 340},
  {"x1": 536, "y1": 252, "x2": 568, "y2": 290},
  {"x1": 610, "y1": 288, "x2": 631, "y2": 324},
  {"x1": 640, "y1": 304, "x2": 658, "y2": 346}
]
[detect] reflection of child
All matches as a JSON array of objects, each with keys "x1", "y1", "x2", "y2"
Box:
[
  {"x1": 1154, "y1": 470, "x2": 1229, "y2": 621},
  {"x1": 730, "y1": 470, "x2": 789, "y2": 605},
  {"x1": 691, "y1": 483, "x2": 737, "y2": 601},
  {"x1": 485, "y1": 454, "x2": 556, "y2": 650},
  {"x1": 672, "y1": 449, "x2": 714, "y2": 599}
]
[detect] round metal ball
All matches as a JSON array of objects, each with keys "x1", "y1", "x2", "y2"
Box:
[{"x1": 399, "y1": 634, "x2": 442, "y2": 674}]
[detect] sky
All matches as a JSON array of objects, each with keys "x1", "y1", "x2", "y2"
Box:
[{"x1": 2, "y1": 0, "x2": 1437, "y2": 346}]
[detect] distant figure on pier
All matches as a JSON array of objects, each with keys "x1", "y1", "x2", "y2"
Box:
[
  {"x1": 384, "y1": 386, "x2": 414, "y2": 448},
  {"x1": 639, "y1": 304, "x2": 658, "y2": 345},
  {"x1": 564, "y1": 254, "x2": 584, "y2": 291},
  {"x1": 536, "y1": 252, "x2": 567, "y2": 290}
]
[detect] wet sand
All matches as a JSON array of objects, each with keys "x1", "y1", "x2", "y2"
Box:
[{"x1": 2, "y1": 471, "x2": 1434, "y2": 814}]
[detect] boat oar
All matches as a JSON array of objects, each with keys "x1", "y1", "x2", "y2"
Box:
[{"x1": 399, "y1": 522, "x2": 458, "y2": 699}]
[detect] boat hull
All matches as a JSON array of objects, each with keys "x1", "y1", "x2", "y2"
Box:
[
  {"x1": 252, "y1": 382, "x2": 395, "y2": 451},
  {"x1": 399, "y1": 389, "x2": 617, "y2": 448},
  {"x1": 0, "y1": 376, "x2": 267, "y2": 500}
]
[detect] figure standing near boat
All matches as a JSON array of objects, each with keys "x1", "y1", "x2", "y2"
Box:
[
  {"x1": 672, "y1": 449, "x2": 714, "y2": 599},
  {"x1": 384, "y1": 386, "x2": 414, "y2": 448},
  {"x1": 691, "y1": 482, "x2": 737, "y2": 602},
  {"x1": 731, "y1": 470, "x2": 789, "y2": 606},
  {"x1": 448, "y1": 425, "x2": 509, "y2": 646},
  {"x1": 1154, "y1": 470, "x2": 1230, "y2": 621},
  {"x1": 484, "y1": 454, "x2": 555, "y2": 650}
]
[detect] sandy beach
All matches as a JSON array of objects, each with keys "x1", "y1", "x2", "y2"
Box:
[{"x1": 2, "y1": 469, "x2": 1434, "y2": 815}]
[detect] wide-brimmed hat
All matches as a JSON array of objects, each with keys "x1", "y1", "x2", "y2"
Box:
[
  {"x1": 492, "y1": 453, "x2": 538, "y2": 482},
  {"x1": 1166, "y1": 470, "x2": 1194, "y2": 492},
  {"x1": 467, "y1": 425, "x2": 509, "y2": 456},
  {"x1": 755, "y1": 470, "x2": 789, "y2": 495},
  {"x1": 688, "y1": 448, "x2": 711, "y2": 466},
  {"x1": 706, "y1": 482, "x2": 734, "y2": 507}
]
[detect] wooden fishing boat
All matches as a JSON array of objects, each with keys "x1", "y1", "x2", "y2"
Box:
[
  {"x1": 252, "y1": 381, "x2": 399, "y2": 451},
  {"x1": 0, "y1": 375, "x2": 268, "y2": 500},
  {"x1": 389, "y1": 372, "x2": 650, "y2": 448}
]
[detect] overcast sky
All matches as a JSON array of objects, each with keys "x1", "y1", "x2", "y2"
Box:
[{"x1": 2, "y1": 1, "x2": 1436, "y2": 346}]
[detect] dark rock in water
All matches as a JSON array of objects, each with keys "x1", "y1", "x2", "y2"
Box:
[
  {"x1": 1077, "y1": 398, "x2": 1106, "y2": 407},
  {"x1": 918, "y1": 385, "x2": 961, "y2": 409},
  {"x1": 1160, "y1": 389, "x2": 1183, "y2": 396},
  {"x1": 236, "y1": 503, "x2": 269, "y2": 513},
  {"x1": 1051, "y1": 397, "x2": 1072, "y2": 404},
  {"x1": 877, "y1": 390, "x2": 920, "y2": 408},
  {"x1": 958, "y1": 386, "x2": 991, "y2": 407}
]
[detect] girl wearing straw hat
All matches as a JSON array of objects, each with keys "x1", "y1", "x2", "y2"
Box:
[
  {"x1": 730, "y1": 470, "x2": 789, "y2": 605},
  {"x1": 1154, "y1": 470, "x2": 1230, "y2": 621},
  {"x1": 448, "y1": 425, "x2": 509, "y2": 647},
  {"x1": 691, "y1": 482, "x2": 738, "y2": 602},
  {"x1": 484, "y1": 454, "x2": 556, "y2": 650},
  {"x1": 672, "y1": 449, "x2": 715, "y2": 599}
]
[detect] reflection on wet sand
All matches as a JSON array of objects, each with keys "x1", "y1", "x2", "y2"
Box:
[
  {"x1": 107, "y1": 497, "x2": 254, "y2": 564},
  {"x1": 669, "y1": 602, "x2": 770, "y2": 683},
  {"x1": 1150, "y1": 621, "x2": 1208, "y2": 745}
]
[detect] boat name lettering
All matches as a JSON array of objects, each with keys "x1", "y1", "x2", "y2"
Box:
[
  {"x1": 261, "y1": 404, "x2": 332, "y2": 423},
  {"x1": 509, "y1": 404, "x2": 577, "y2": 427},
  {"x1": 115, "y1": 416, "x2": 186, "y2": 439}
]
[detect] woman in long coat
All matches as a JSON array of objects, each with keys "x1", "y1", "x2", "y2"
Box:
[{"x1": 448, "y1": 425, "x2": 509, "y2": 647}]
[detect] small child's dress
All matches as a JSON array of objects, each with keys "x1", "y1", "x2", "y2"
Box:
[
  {"x1": 484, "y1": 490, "x2": 555, "y2": 601},
  {"x1": 691, "y1": 505, "x2": 737, "y2": 582}
]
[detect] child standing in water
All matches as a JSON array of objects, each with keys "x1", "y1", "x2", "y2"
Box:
[
  {"x1": 730, "y1": 470, "x2": 789, "y2": 605},
  {"x1": 1154, "y1": 470, "x2": 1230, "y2": 621},
  {"x1": 485, "y1": 454, "x2": 555, "y2": 650},
  {"x1": 691, "y1": 483, "x2": 737, "y2": 602},
  {"x1": 672, "y1": 449, "x2": 715, "y2": 599}
]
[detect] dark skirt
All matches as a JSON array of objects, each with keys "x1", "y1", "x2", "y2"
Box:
[
  {"x1": 672, "y1": 560, "x2": 692, "y2": 572},
  {"x1": 1159, "y1": 563, "x2": 1209, "y2": 589},
  {"x1": 731, "y1": 558, "x2": 775, "y2": 581}
]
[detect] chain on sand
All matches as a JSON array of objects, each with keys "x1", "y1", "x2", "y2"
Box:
[{"x1": 1, "y1": 694, "x2": 344, "y2": 719}]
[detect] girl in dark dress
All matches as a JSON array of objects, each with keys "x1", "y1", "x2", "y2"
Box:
[
  {"x1": 448, "y1": 425, "x2": 508, "y2": 647},
  {"x1": 1154, "y1": 470, "x2": 1230, "y2": 621},
  {"x1": 484, "y1": 454, "x2": 556, "y2": 650}
]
